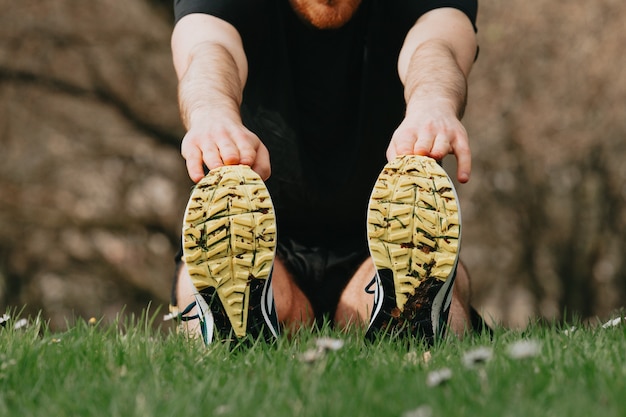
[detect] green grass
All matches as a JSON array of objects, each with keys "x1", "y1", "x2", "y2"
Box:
[{"x1": 1, "y1": 309, "x2": 625, "y2": 417}]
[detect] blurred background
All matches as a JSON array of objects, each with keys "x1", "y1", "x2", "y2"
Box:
[{"x1": 1, "y1": 1, "x2": 624, "y2": 330}]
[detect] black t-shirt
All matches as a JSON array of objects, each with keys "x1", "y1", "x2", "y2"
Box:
[{"x1": 173, "y1": 0, "x2": 478, "y2": 245}]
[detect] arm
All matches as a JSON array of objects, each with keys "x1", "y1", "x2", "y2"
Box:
[
  {"x1": 172, "y1": 14, "x2": 270, "y2": 182},
  {"x1": 389, "y1": 7, "x2": 478, "y2": 183}
]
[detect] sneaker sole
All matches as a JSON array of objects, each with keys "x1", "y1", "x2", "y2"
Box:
[
  {"x1": 181, "y1": 165, "x2": 277, "y2": 340},
  {"x1": 367, "y1": 155, "x2": 460, "y2": 336}
]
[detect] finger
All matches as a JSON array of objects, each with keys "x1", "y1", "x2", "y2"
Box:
[
  {"x1": 201, "y1": 142, "x2": 224, "y2": 170},
  {"x1": 394, "y1": 138, "x2": 415, "y2": 156},
  {"x1": 251, "y1": 143, "x2": 271, "y2": 180},
  {"x1": 183, "y1": 150, "x2": 206, "y2": 183},
  {"x1": 235, "y1": 132, "x2": 260, "y2": 168},
  {"x1": 412, "y1": 130, "x2": 436, "y2": 157},
  {"x1": 181, "y1": 136, "x2": 207, "y2": 182},
  {"x1": 388, "y1": 126, "x2": 417, "y2": 161},
  {"x1": 214, "y1": 136, "x2": 240, "y2": 166},
  {"x1": 386, "y1": 142, "x2": 398, "y2": 161},
  {"x1": 453, "y1": 139, "x2": 472, "y2": 183},
  {"x1": 429, "y1": 131, "x2": 454, "y2": 161}
]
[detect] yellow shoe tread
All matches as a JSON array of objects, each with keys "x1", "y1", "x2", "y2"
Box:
[
  {"x1": 181, "y1": 165, "x2": 276, "y2": 338},
  {"x1": 367, "y1": 155, "x2": 460, "y2": 310}
]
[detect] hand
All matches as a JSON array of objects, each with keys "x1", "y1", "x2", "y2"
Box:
[
  {"x1": 387, "y1": 103, "x2": 471, "y2": 183},
  {"x1": 180, "y1": 119, "x2": 271, "y2": 183}
]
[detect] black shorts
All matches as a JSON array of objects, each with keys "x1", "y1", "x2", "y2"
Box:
[
  {"x1": 171, "y1": 235, "x2": 371, "y2": 323},
  {"x1": 276, "y1": 235, "x2": 371, "y2": 324}
]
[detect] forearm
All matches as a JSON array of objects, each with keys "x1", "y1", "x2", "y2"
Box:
[
  {"x1": 403, "y1": 39, "x2": 468, "y2": 119},
  {"x1": 390, "y1": 8, "x2": 477, "y2": 182},
  {"x1": 172, "y1": 19, "x2": 268, "y2": 182},
  {"x1": 178, "y1": 42, "x2": 244, "y2": 129}
]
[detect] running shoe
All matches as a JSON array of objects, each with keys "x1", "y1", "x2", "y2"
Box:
[
  {"x1": 179, "y1": 165, "x2": 280, "y2": 344},
  {"x1": 365, "y1": 155, "x2": 461, "y2": 343}
]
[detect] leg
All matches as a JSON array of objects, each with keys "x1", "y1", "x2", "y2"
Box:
[
  {"x1": 334, "y1": 256, "x2": 474, "y2": 338},
  {"x1": 447, "y1": 260, "x2": 472, "y2": 336},
  {"x1": 174, "y1": 260, "x2": 202, "y2": 338},
  {"x1": 270, "y1": 258, "x2": 315, "y2": 333},
  {"x1": 334, "y1": 258, "x2": 375, "y2": 329},
  {"x1": 175, "y1": 256, "x2": 315, "y2": 338}
]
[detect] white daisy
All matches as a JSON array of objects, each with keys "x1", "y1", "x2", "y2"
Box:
[
  {"x1": 602, "y1": 317, "x2": 623, "y2": 329},
  {"x1": 426, "y1": 368, "x2": 453, "y2": 387},
  {"x1": 507, "y1": 340, "x2": 542, "y2": 359},
  {"x1": 462, "y1": 346, "x2": 494, "y2": 368},
  {"x1": 315, "y1": 337, "x2": 344, "y2": 351}
]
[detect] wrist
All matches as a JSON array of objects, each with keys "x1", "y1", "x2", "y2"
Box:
[
  {"x1": 405, "y1": 96, "x2": 460, "y2": 119},
  {"x1": 184, "y1": 102, "x2": 242, "y2": 131}
]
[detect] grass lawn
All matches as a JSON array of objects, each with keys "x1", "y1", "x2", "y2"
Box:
[{"x1": 1, "y1": 308, "x2": 624, "y2": 417}]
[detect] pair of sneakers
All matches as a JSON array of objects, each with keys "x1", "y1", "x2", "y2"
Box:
[{"x1": 174, "y1": 154, "x2": 460, "y2": 345}]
